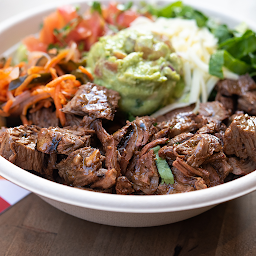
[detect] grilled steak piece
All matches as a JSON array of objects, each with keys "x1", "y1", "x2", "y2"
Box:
[
  {"x1": 28, "y1": 107, "x2": 59, "y2": 128},
  {"x1": 228, "y1": 157, "x2": 256, "y2": 175},
  {"x1": 215, "y1": 74, "x2": 256, "y2": 115},
  {"x1": 115, "y1": 176, "x2": 135, "y2": 194},
  {"x1": 93, "y1": 119, "x2": 121, "y2": 176},
  {"x1": 198, "y1": 101, "x2": 230, "y2": 121},
  {"x1": 156, "y1": 112, "x2": 207, "y2": 138},
  {"x1": 62, "y1": 82, "x2": 120, "y2": 120},
  {"x1": 37, "y1": 127, "x2": 90, "y2": 155},
  {"x1": 224, "y1": 114, "x2": 256, "y2": 161},
  {"x1": 0, "y1": 125, "x2": 54, "y2": 177},
  {"x1": 57, "y1": 147, "x2": 106, "y2": 187},
  {"x1": 129, "y1": 149, "x2": 159, "y2": 194},
  {"x1": 113, "y1": 116, "x2": 156, "y2": 174}
]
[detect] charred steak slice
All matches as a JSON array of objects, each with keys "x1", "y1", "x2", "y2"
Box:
[
  {"x1": 198, "y1": 101, "x2": 230, "y2": 122},
  {"x1": 37, "y1": 127, "x2": 90, "y2": 155},
  {"x1": 113, "y1": 116, "x2": 156, "y2": 174},
  {"x1": 62, "y1": 82, "x2": 120, "y2": 120},
  {"x1": 28, "y1": 107, "x2": 58, "y2": 128},
  {"x1": 57, "y1": 147, "x2": 107, "y2": 187},
  {"x1": 0, "y1": 125, "x2": 49, "y2": 175},
  {"x1": 224, "y1": 114, "x2": 256, "y2": 162}
]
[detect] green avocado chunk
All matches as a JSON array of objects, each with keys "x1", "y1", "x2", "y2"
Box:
[{"x1": 87, "y1": 29, "x2": 182, "y2": 116}]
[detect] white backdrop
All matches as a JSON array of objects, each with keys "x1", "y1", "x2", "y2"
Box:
[{"x1": 0, "y1": 0, "x2": 255, "y2": 23}]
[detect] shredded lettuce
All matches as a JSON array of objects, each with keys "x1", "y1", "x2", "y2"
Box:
[
  {"x1": 209, "y1": 50, "x2": 251, "y2": 78},
  {"x1": 144, "y1": 1, "x2": 208, "y2": 28},
  {"x1": 153, "y1": 145, "x2": 174, "y2": 185}
]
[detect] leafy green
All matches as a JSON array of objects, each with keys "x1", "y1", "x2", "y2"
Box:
[
  {"x1": 145, "y1": 1, "x2": 208, "y2": 27},
  {"x1": 91, "y1": 1, "x2": 102, "y2": 15},
  {"x1": 153, "y1": 146, "x2": 174, "y2": 185},
  {"x1": 219, "y1": 30, "x2": 256, "y2": 59},
  {"x1": 117, "y1": 1, "x2": 133, "y2": 11},
  {"x1": 209, "y1": 50, "x2": 251, "y2": 78}
]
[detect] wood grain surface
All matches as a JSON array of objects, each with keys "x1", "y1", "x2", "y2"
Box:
[{"x1": 1, "y1": 191, "x2": 256, "y2": 256}]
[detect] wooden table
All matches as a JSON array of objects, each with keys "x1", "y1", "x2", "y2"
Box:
[{"x1": 1, "y1": 191, "x2": 256, "y2": 256}]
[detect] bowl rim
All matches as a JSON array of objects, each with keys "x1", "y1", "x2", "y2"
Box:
[{"x1": 1, "y1": 0, "x2": 256, "y2": 214}]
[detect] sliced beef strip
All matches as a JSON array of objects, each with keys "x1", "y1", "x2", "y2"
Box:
[
  {"x1": 228, "y1": 157, "x2": 256, "y2": 176},
  {"x1": 0, "y1": 125, "x2": 54, "y2": 177},
  {"x1": 224, "y1": 114, "x2": 256, "y2": 162},
  {"x1": 167, "y1": 132, "x2": 194, "y2": 146},
  {"x1": 90, "y1": 168, "x2": 117, "y2": 189},
  {"x1": 64, "y1": 114, "x2": 83, "y2": 127},
  {"x1": 129, "y1": 149, "x2": 159, "y2": 195},
  {"x1": 215, "y1": 75, "x2": 256, "y2": 115},
  {"x1": 62, "y1": 82, "x2": 120, "y2": 120},
  {"x1": 162, "y1": 134, "x2": 222, "y2": 168},
  {"x1": 113, "y1": 116, "x2": 156, "y2": 174},
  {"x1": 198, "y1": 101, "x2": 230, "y2": 122},
  {"x1": 216, "y1": 74, "x2": 256, "y2": 96},
  {"x1": 237, "y1": 92, "x2": 256, "y2": 115},
  {"x1": 172, "y1": 157, "x2": 210, "y2": 185},
  {"x1": 115, "y1": 176, "x2": 135, "y2": 195},
  {"x1": 57, "y1": 147, "x2": 106, "y2": 187},
  {"x1": 28, "y1": 107, "x2": 58, "y2": 128},
  {"x1": 215, "y1": 92, "x2": 235, "y2": 113},
  {"x1": 156, "y1": 112, "x2": 207, "y2": 138},
  {"x1": 93, "y1": 119, "x2": 121, "y2": 176},
  {"x1": 37, "y1": 127, "x2": 90, "y2": 155}
]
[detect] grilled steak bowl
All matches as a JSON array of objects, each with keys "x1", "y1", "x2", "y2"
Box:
[{"x1": 1, "y1": 0, "x2": 256, "y2": 227}]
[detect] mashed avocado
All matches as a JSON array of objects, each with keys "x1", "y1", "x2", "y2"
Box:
[{"x1": 87, "y1": 29, "x2": 182, "y2": 116}]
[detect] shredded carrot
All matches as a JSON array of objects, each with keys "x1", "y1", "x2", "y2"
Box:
[
  {"x1": 27, "y1": 66, "x2": 46, "y2": 75},
  {"x1": 14, "y1": 74, "x2": 41, "y2": 96},
  {"x1": 46, "y1": 74, "x2": 76, "y2": 87},
  {"x1": 44, "y1": 50, "x2": 69, "y2": 71},
  {"x1": 3, "y1": 57, "x2": 12, "y2": 68},
  {"x1": 14, "y1": 62, "x2": 26, "y2": 69},
  {"x1": 54, "y1": 83, "x2": 66, "y2": 126},
  {"x1": 3, "y1": 99, "x2": 13, "y2": 113},
  {"x1": 31, "y1": 85, "x2": 55, "y2": 96},
  {"x1": 49, "y1": 67, "x2": 58, "y2": 79},
  {"x1": 22, "y1": 93, "x2": 51, "y2": 116},
  {"x1": 78, "y1": 66, "x2": 94, "y2": 81}
]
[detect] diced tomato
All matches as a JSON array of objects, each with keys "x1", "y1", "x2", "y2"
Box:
[
  {"x1": 57, "y1": 5, "x2": 78, "y2": 23},
  {"x1": 39, "y1": 11, "x2": 66, "y2": 45},
  {"x1": 116, "y1": 10, "x2": 139, "y2": 28},
  {"x1": 83, "y1": 12, "x2": 106, "y2": 50},
  {"x1": 23, "y1": 36, "x2": 47, "y2": 52},
  {"x1": 64, "y1": 22, "x2": 92, "y2": 44},
  {"x1": 102, "y1": 2, "x2": 119, "y2": 25}
]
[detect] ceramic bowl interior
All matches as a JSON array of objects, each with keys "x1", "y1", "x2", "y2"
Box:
[{"x1": 0, "y1": 1, "x2": 256, "y2": 227}]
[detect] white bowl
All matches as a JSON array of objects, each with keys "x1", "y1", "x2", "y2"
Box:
[{"x1": 1, "y1": 1, "x2": 256, "y2": 227}]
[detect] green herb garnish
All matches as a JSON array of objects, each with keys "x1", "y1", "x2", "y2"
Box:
[{"x1": 153, "y1": 145, "x2": 174, "y2": 185}]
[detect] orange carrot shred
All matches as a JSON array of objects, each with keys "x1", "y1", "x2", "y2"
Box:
[
  {"x1": 14, "y1": 73, "x2": 41, "y2": 96},
  {"x1": 78, "y1": 66, "x2": 94, "y2": 81},
  {"x1": 44, "y1": 50, "x2": 69, "y2": 71},
  {"x1": 50, "y1": 67, "x2": 58, "y2": 79},
  {"x1": 54, "y1": 82, "x2": 66, "y2": 126},
  {"x1": 46, "y1": 74, "x2": 76, "y2": 87},
  {"x1": 20, "y1": 115, "x2": 30, "y2": 125},
  {"x1": 14, "y1": 62, "x2": 26, "y2": 69},
  {"x1": 3, "y1": 99, "x2": 13, "y2": 113},
  {"x1": 27, "y1": 66, "x2": 46, "y2": 75}
]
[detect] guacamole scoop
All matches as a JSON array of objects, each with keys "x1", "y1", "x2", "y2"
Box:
[{"x1": 87, "y1": 29, "x2": 182, "y2": 116}]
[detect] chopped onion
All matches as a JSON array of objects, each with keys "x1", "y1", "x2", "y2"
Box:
[
  {"x1": 189, "y1": 68, "x2": 202, "y2": 104},
  {"x1": 65, "y1": 42, "x2": 78, "y2": 62},
  {"x1": 8, "y1": 67, "x2": 19, "y2": 80}
]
